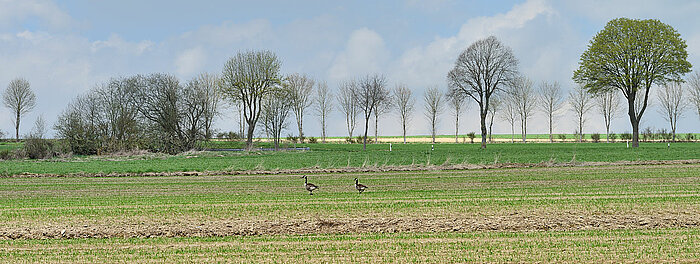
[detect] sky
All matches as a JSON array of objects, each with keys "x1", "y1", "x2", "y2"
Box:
[{"x1": 1, "y1": 0, "x2": 700, "y2": 139}]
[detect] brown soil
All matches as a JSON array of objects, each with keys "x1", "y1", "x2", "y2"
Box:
[{"x1": 1, "y1": 210, "x2": 698, "y2": 240}]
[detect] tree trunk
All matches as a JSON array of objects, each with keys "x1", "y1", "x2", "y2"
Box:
[
  {"x1": 510, "y1": 123, "x2": 514, "y2": 143},
  {"x1": 549, "y1": 114, "x2": 553, "y2": 143},
  {"x1": 671, "y1": 119, "x2": 677, "y2": 142},
  {"x1": 578, "y1": 117, "x2": 583, "y2": 143},
  {"x1": 403, "y1": 120, "x2": 407, "y2": 144},
  {"x1": 363, "y1": 117, "x2": 369, "y2": 151},
  {"x1": 605, "y1": 124, "x2": 610, "y2": 143},
  {"x1": 297, "y1": 121, "x2": 303, "y2": 143},
  {"x1": 480, "y1": 111, "x2": 487, "y2": 149},
  {"x1": 520, "y1": 118, "x2": 527, "y2": 143},
  {"x1": 15, "y1": 112, "x2": 20, "y2": 142},
  {"x1": 246, "y1": 121, "x2": 255, "y2": 150},
  {"x1": 321, "y1": 115, "x2": 326, "y2": 143},
  {"x1": 455, "y1": 115, "x2": 459, "y2": 143},
  {"x1": 374, "y1": 115, "x2": 379, "y2": 144},
  {"x1": 628, "y1": 97, "x2": 640, "y2": 148}
]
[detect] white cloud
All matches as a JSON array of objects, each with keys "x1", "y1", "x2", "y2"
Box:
[
  {"x1": 328, "y1": 28, "x2": 389, "y2": 82},
  {"x1": 175, "y1": 47, "x2": 207, "y2": 77},
  {"x1": 0, "y1": 0, "x2": 76, "y2": 30},
  {"x1": 91, "y1": 34, "x2": 154, "y2": 55}
]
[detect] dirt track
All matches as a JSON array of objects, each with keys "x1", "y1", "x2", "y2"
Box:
[{"x1": 1, "y1": 210, "x2": 698, "y2": 240}]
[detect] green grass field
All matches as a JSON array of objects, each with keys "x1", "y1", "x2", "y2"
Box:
[
  {"x1": 0, "y1": 141, "x2": 21, "y2": 151},
  {"x1": 1, "y1": 142, "x2": 698, "y2": 176},
  {"x1": 1, "y1": 164, "x2": 699, "y2": 262}
]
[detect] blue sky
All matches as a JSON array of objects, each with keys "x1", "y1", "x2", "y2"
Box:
[{"x1": 1, "y1": 0, "x2": 700, "y2": 139}]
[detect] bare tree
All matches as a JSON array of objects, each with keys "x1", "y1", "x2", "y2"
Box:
[
  {"x1": 487, "y1": 96, "x2": 501, "y2": 143},
  {"x1": 3, "y1": 78, "x2": 36, "y2": 141},
  {"x1": 187, "y1": 73, "x2": 221, "y2": 140},
  {"x1": 220, "y1": 50, "x2": 282, "y2": 150},
  {"x1": 569, "y1": 85, "x2": 594, "y2": 142},
  {"x1": 424, "y1": 86, "x2": 444, "y2": 144},
  {"x1": 595, "y1": 91, "x2": 621, "y2": 143},
  {"x1": 287, "y1": 73, "x2": 315, "y2": 142},
  {"x1": 447, "y1": 36, "x2": 519, "y2": 149},
  {"x1": 372, "y1": 98, "x2": 393, "y2": 143},
  {"x1": 538, "y1": 81, "x2": 565, "y2": 143},
  {"x1": 657, "y1": 82, "x2": 687, "y2": 141},
  {"x1": 688, "y1": 71, "x2": 700, "y2": 122},
  {"x1": 499, "y1": 95, "x2": 518, "y2": 143},
  {"x1": 510, "y1": 77, "x2": 536, "y2": 143},
  {"x1": 96, "y1": 76, "x2": 142, "y2": 151},
  {"x1": 393, "y1": 84, "x2": 414, "y2": 144},
  {"x1": 338, "y1": 80, "x2": 359, "y2": 140},
  {"x1": 313, "y1": 81, "x2": 333, "y2": 143},
  {"x1": 138, "y1": 73, "x2": 196, "y2": 153},
  {"x1": 352, "y1": 74, "x2": 389, "y2": 150},
  {"x1": 447, "y1": 89, "x2": 466, "y2": 143},
  {"x1": 260, "y1": 85, "x2": 293, "y2": 150}
]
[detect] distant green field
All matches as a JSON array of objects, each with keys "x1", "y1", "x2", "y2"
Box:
[
  {"x1": 324, "y1": 133, "x2": 700, "y2": 140},
  {"x1": 1, "y1": 142, "x2": 698, "y2": 176},
  {"x1": 0, "y1": 141, "x2": 21, "y2": 151},
  {"x1": 1, "y1": 164, "x2": 699, "y2": 262}
]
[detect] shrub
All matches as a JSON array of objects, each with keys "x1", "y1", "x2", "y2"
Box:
[
  {"x1": 686, "y1": 133, "x2": 696, "y2": 142},
  {"x1": 657, "y1": 128, "x2": 672, "y2": 141},
  {"x1": 609, "y1": 133, "x2": 617, "y2": 142},
  {"x1": 467, "y1": 132, "x2": 476, "y2": 143},
  {"x1": 642, "y1": 127, "x2": 654, "y2": 142},
  {"x1": 620, "y1": 132, "x2": 632, "y2": 141},
  {"x1": 345, "y1": 137, "x2": 354, "y2": 143},
  {"x1": 591, "y1": 133, "x2": 601, "y2": 143},
  {"x1": 307, "y1": 137, "x2": 318, "y2": 144},
  {"x1": 355, "y1": 136, "x2": 373, "y2": 144},
  {"x1": 287, "y1": 135, "x2": 299, "y2": 144},
  {"x1": 558, "y1": 134, "x2": 567, "y2": 142},
  {"x1": 0, "y1": 149, "x2": 13, "y2": 160}
]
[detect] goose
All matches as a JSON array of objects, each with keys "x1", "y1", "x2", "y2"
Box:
[
  {"x1": 354, "y1": 178, "x2": 368, "y2": 194},
  {"x1": 301, "y1": 175, "x2": 318, "y2": 195}
]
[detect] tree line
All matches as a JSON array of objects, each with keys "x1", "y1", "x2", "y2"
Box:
[{"x1": 2, "y1": 18, "x2": 700, "y2": 156}]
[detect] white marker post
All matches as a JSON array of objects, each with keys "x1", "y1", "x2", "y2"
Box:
[
  {"x1": 389, "y1": 143, "x2": 392, "y2": 152},
  {"x1": 431, "y1": 144, "x2": 434, "y2": 151},
  {"x1": 626, "y1": 140, "x2": 629, "y2": 148}
]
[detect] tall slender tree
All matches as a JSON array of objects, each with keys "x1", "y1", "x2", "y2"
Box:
[
  {"x1": 220, "y1": 50, "x2": 282, "y2": 150},
  {"x1": 510, "y1": 77, "x2": 535, "y2": 143},
  {"x1": 352, "y1": 74, "x2": 389, "y2": 150},
  {"x1": 595, "y1": 91, "x2": 621, "y2": 143},
  {"x1": 448, "y1": 36, "x2": 519, "y2": 149},
  {"x1": 487, "y1": 96, "x2": 500, "y2": 143},
  {"x1": 537, "y1": 81, "x2": 565, "y2": 143},
  {"x1": 3, "y1": 78, "x2": 36, "y2": 141},
  {"x1": 313, "y1": 81, "x2": 333, "y2": 143},
  {"x1": 424, "y1": 86, "x2": 444, "y2": 144},
  {"x1": 499, "y1": 95, "x2": 518, "y2": 143},
  {"x1": 338, "y1": 80, "x2": 359, "y2": 140},
  {"x1": 687, "y1": 71, "x2": 700, "y2": 122},
  {"x1": 656, "y1": 82, "x2": 687, "y2": 141},
  {"x1": 447, "y1": 89, "x2": 466, "y2": 143},
  {"x1": 393, "y1": 84, "x2": 415, "y2": 144},
  {"x1": 287, "y1": 73, "x2": 315, "y2": 142},
  {"x1": 569, "y1": 85, "x2": 594, "y2": 142}
]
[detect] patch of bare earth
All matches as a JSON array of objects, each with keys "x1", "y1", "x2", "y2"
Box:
[{"x1": 1, "y1": 209, "x2": 698, "y2": 240}]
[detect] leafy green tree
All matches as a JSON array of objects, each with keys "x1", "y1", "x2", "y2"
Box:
[
  {"x1": 573, "y1": 18, "x2": 691, "y2": 147},
  {"x1": 220, "y1": 50, "x2": 282, "y2": 150}
]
